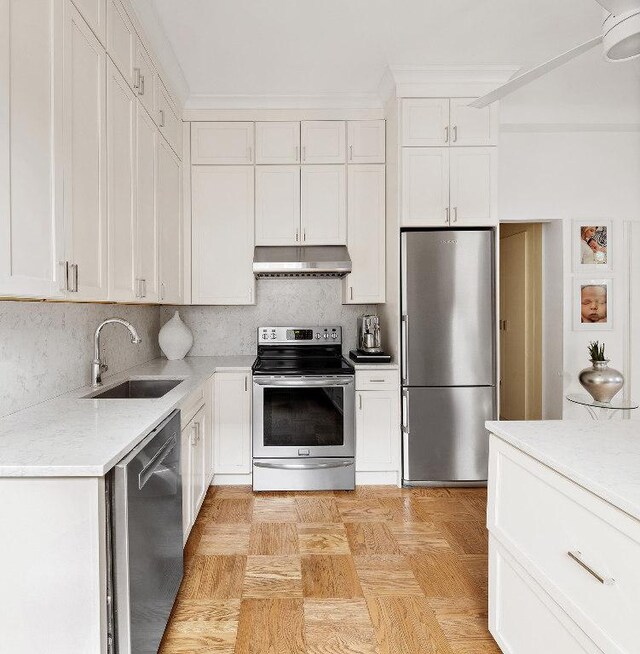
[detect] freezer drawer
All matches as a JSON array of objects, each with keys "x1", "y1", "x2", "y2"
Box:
[{"x1": 402, "y1": 386, "x2": 495, "y2": 483}]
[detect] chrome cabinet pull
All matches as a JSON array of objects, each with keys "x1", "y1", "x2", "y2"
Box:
[
  {"x1": 369, "y1": 378, "x2": 385, "y2": 383},
  {"x1": 160, "y1": 282, "x2": 165, "y2": 301},
  {"x1": 444, "y1": 126, "x2": 449, "y2": 143},
  {"x1": 349, "y1": 144, "x2": 353, "y2": 161},
  {"x1": 358, "y1": 394, "x2": 362, "y2": 410},
  {"x1": 244, "y1": 376, "x2": 248, "y2": 392},
  {"x1": 138, "y1": 74, "x2": 145, "y2": 96},
  {"x1": 158, "y1": 109, "x2": 165, "y2": 128},
  {"x1": 445, "y1": 207, "x2": 450, "y2": 223},
  {"x1": 567, "y1": 551, "x2": 615, "y2": 586},
  {"x1": 70, "y1": 263, "x2": 79, "y2": 292},
  {"x1": 350, "y1": 287, "x2": 353, "y2": 301},
  {"x1": 248, "y1": 146, "x2": 253, "y2": 163},
  {"x1": 63, "y1": 261, "x2": 70, "y2": 292},
  {"x1": 453, "y1": 207, "x2": 458, "y2": 222},
  {"x1": 133, "y1": 67, "x2": 141, "y2": 89},
  {"x1": 453, "y1": 125, "x2": 458, "y2": 142},
  {"x1": 141, "y1": 278, "x2": 146, "y2": 298}
]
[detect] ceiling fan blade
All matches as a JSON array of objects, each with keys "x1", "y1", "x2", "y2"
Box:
[
  {"x1": 470, "y1": 36, "x2": 603, "y2": 108},
  {"x1": 593, "y1": 0, "x2": 640, "y2": 15}
]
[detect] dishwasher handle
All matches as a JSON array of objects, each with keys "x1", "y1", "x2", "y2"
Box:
[{"x1": 138, "y1": 435, "x2": 177, "y2": 489}]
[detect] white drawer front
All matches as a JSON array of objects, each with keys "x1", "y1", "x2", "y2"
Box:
[
  {"x1": 490, "y1": 537, "x2": 601, "y2": 654},
  {"x1": 490, "y1": 437, "x2": 640, "y2": 654},
  {"x1": 181, "y1": 385, "x2": 206, "y2": 428},
  {"x1": 355, "y1": 369, "x2": 399, "y2": 391}
]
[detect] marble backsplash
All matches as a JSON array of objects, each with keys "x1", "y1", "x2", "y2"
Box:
[
  {"x1": 0, "y1": 301, "x2": 160, "y2": 417},
  {"x1": 161, "y1": 279, "x2": 377, "y2": 356}
]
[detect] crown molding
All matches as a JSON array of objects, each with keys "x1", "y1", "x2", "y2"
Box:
[
  {"x1": 379, "y1": 65, "x2": 521, "y2": 101},
  {"x1": 184, "y1": 93, "x2": 383, "y2": 111}
]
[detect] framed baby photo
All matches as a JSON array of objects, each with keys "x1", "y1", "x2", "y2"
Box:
[
  {"x1": 574, "y1": 278, "x2": 613, "y2": 331},
  {"x1": 573, "y1": 220, "x2": 612, "y2": 273}
]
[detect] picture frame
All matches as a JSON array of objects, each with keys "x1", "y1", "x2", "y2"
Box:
[
  {"x1": 574, "y1": 278, "x2": 613, "y2": 331},
  {"x1": 572, "y1": 220, "x2": 612, "y2": 273}
]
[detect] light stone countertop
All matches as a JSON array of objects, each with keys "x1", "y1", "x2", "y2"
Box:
[
  {"x1": 487, "y1": 420, "x2": 640, "y2": 521},
  {"x1": 0, "y1": 356, "x2": 254, "y2": 478}
]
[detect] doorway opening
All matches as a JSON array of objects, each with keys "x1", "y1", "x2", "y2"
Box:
[{"x1": 499, "y1": 222, "x2": 544, "y2": 420}]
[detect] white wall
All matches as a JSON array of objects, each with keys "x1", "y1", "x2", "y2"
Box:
[
  {"x1": 499, "y1": 130, "x2": 640, "y2": 418},
  {"x1": 0, "y1": 302, "x2": 160, "y2": 417},
  {"x1": 161, "y1": 278, "x2": 376, "y2": 356}
]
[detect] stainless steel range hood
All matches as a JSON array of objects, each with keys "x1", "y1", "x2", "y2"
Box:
[{"x1": 253, "y1": 246, "x2": 352, "y2": 278}]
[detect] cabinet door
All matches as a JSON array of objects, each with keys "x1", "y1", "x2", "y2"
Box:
[
  {"x1": 71, "y1": 0, "x2": 106, "y2": 44},
  {"x1": 0, "y1": 0, "x2": 64, "y2": 299},
  {"x1": 301, "y1": 120, "x2": 346, "y2": 163},
  {"x1": 356, "y1": 390, "x2": 399, "y2": 471},
  {"x1": 347, "y1": 120, "x2": 385, "y2": 164},
  {"x1": 192, "y1": 166, "x2": 255, "y2": 305},
  {"x1": 255, "y1": 121, "x2": 300, "y2": 164},
  {"x1": 157, "y1": 136, "x2": 182, "y2": 303},
  {"x1": 181, "y1": 420, "x2": 193, "y2": 542},
  {"x1": 401, "y1": 98, "x2": 450, "y2": 147},
  {"x1": 205, "y1": 378, "x2": 215, "y2": 484},
  {"x1": 344, "y1": 165, "x2": 385, "y2": 304},
  {"x1": 133, "y1": 39, "x2": 155, "y2": 117},
  {"x1": 106, "y1": 60, "x2": 136, "y2": 302},
  {"x1": 401, "y1": 148, "x2": 449, "y2": 227},
  {"x1": 214, "y1": 372, "x2": 252, "y2": 475},
  {"x1": 191, "y1": 122, "x2": 254, "y2": 164},
  {"x1": 450, "y1": 98, "x2": 498, "y2": 146},
  {"x1": 450, "y1": 147, "x2": 497, "y2": 226},
  {"x1": 255, "y1": 166, "x2": 300, "y2": 246},
  {"x1": 300, "y1": 165, "x2": 346, "y2": 245},
  {"x1": 106, "y1": 0, "x2": 135, "y2": 87},
  {"x1": 63, "y1": 1, "x2": 108, "y2": 300},
  {"x1": 136, "y1": 102, "x2": 159, "y2": 302},
  {"x1": 156, "y1": 78, "x2": 182, "y2": 157},
  {"x1": 191, "y1": 405, "x2": 208, "y2": 518}
]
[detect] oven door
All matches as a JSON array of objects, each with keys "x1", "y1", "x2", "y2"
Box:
[{"x1": 253, "y1": 375, "x2": 355, "y2": 459}]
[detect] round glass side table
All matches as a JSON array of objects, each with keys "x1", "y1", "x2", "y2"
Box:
[{"x1": 566, "y1": 393, "x2": 639, "y2": 420}]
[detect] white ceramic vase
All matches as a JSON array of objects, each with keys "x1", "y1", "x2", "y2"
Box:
[{"x1": 159, "y1": 311, "x2": 193, "y2": 360}]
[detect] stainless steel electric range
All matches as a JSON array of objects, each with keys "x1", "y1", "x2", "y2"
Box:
[{"x1": 252, "y1": 326, "x2": 355, "y2": 491}]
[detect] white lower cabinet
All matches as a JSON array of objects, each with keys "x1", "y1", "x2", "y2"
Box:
[
  {"x1": 191, "y1": 166, "x2": 255, "y2": 305},
  {"x1": 355, "y1": 368, "x2": 400, "y2": 481},
  {"x1": 214, "y1": 371, "x2": 252, "y2": 476},
  {"x1": 488, "y1": 434, "x2": 640, "y2": 654}
]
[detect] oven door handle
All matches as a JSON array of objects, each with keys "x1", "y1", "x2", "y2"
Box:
[
  {"x1": 253, "y1": 377, "x2": 353, "y2": 387},
  {"x1": 254, "y1": 460, "x2": 354, "y2": 470}
]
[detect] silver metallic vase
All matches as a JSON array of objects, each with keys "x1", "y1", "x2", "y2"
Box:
[{"x1": 579, "y1": 359, "x2": 624, "y2": 403}]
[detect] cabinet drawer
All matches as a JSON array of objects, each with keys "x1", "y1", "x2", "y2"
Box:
[
  {"x1": 181, "y1": 384, "x2": 206, "y2": 428},
  {"x1": 490, "y1": 437, "x2": 640, "y2": 654},
  {"x1": 355, "y1": 369, "x2": 399, "y2": 391}
]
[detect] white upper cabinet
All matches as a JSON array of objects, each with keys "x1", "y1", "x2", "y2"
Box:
[
  {"x1": 156, "y1": 78, "x2": 182, "y2": 157},
  {"x1": 255, "y1": 166, "x2": 300, "y2": 246},
  {"x1": 450, "y1": 98, "x2": 498, "y2": 146},
  {"x1": 191, "y1": 122, "x2": 254, "y2": 165},
  {"x1": 347, "y1": 120, "x2": 385, "y2": 164},
  {"x1": 401, "y1": 148, "x2": 449, "y2": 227},
  {"x1": 402, "y1": 99, "x2": 449, "y2": 146},
  {"x1": 449, "y1": 147, "x2": 497, "y2": 226},
  {"x1": 106, "y1": 60, "x2": 136, "y2": 302},
  {"x1": 255, "y1": 121, "x2": 300, "y2": 164},
  {"x1": 133, "y1": 39, "x2": 155, "y2": 117},
  {"x1": 106, "y1": 0, "x2": 135, "y2": 88},
  {"x1": 136, "y1": 103, "x2": 158, "y2": 303},
  {"x1": 63, "y1": 1, "x2": 108, "y2": 300},
  {"x1": 301, "y1": 165, "x2": 346, "y2": 245},
  {"x1": 71, "y1": 0, "x2": 106, "y2": 45},
  {"x1": 157, "y1": 136, "x2": 182, "y2": 303},
  {"x1": 344, "y1": 165, "x2": 385, "y2": 304},
  {"x1": 301, "y1": 120, "x2": 346, "y2": 163},
  {"x1": 191, "y1": 166, "x2": 255, "y2": 305},
  {"x1": 0, "y1": 0, "x2": 63, "y2": 299}
]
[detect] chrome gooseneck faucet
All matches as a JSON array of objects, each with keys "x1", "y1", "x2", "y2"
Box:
[{"x1": 91, "y1": 318, "x2": 142, "y2": 387}]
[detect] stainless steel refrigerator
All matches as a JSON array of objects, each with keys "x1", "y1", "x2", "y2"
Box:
[{"x1": 401, "y1": 229, "x2": 496, "y2": 485}]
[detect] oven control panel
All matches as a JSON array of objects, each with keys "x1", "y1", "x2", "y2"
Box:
[{"x1": 258, "y1": 326, "x2": 342, "y2": 345}]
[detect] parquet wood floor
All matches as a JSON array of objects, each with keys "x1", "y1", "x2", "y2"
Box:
[{"x1": 159, "y1": 486, "x2": 501, "y2": 654}]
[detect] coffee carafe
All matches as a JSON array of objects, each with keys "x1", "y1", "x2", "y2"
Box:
[{"x1": 358, "y1": 315, "x2": 382, "y2": 353}]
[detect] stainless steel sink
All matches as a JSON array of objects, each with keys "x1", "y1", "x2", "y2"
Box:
[{"x1": 84, "y1": 378, "x2": 184, "y2": 399}]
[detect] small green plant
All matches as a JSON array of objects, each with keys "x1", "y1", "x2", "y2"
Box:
[{"x1": 588, "y1": 341, "x2": 606, "y2": 362}]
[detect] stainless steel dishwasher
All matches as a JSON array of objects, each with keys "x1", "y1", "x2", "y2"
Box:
[{"x1": 110, "y1": 410, "x2": 183, "y2": 654}]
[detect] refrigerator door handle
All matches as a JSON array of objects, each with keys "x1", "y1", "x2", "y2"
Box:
[
  {"x1": 401, "y1": 314, "x2": 409, "y2": 385},
  {"x1": 402, "y1": 389, "x2": 409, "y2": 433}
]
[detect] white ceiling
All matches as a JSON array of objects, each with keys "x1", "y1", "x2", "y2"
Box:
[{"x1": 150, "y1": 0, "x2": 640, "y2": 117}]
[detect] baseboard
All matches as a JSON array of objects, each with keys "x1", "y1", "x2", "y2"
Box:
[
  {"x1": 211, "y1": 473, "x2": 253, "y2": 486},
  {"x1": 356, "y1": 470, "x2": 400, "y2": 486}
]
